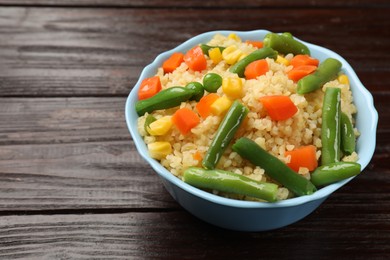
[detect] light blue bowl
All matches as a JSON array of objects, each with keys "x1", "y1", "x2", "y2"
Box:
[{"x1": 125, "y1": 30, "x2": 378, "y2": 231}]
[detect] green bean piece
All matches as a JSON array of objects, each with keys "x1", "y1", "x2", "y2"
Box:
[
  {"x1": 263, "y1": 32, "x2": 310, "y2": 55},
  {"x1": 199, "y1": 44, "x2": 225, "y2": 56},
  {"x1": 202, "y1": 100, "x2": 249, "y2": 170},
  {"x1": 229, "y1": 47, "x2": 278, "y2": 78},
  {"x1": 232, "y1": 137, "x2": 317, "y2": 196},
  {"x1": 144, "y1": 114, "x2": 157, "y2": 135},
  {"x1": 185, "y1": 82, "x2": 204, "y2": 102},
  {"x1": 340, "y1": 112, "x2": 356, "y2": 155},
  {"x1": 202, "y1": 73, "x2": 222, "y2": 93},
  {"x1": 311, "y1": 162, "x2": 361, "y2": 187},
  {"x1": 297, "y1": 58, "x2": 342, "y2": 94},
  {"x1": 183, "y1": 167, "x2": 279, "y2": 202},
  {"x1": 135, "y1": 86, "x2": 195, "y2": 116},
  {"x1": 321, "y1": 87, "x2": 341, "y2": 165}
]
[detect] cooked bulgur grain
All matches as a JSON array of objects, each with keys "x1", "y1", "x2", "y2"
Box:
[{"x1": 137, "y1": 34, "x2": 358, "y2": 201}]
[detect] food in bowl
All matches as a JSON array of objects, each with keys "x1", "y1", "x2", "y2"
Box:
[{"x1": 134, "y1": 32, "x2": 361, "y2": 203}]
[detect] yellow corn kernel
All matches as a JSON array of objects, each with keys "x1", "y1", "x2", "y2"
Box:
[
  {"x1": 210, "y1": 96, "x2": 233, "y2": 116},
  {"x1": 148, "y1": 142, "x2": 172, "y2": 160},
  {"x1": 222, "y1": 77, "x2": 243, "y2": 99},
  {"x1": 228, "y1": 33, "x2": 241, "y2": 42},
  {"x1": 338, "y1": 74, "x2": 350, "y2": 85},
  {"x1": 276, "y1": 55, "x2": 289, "y2": 66},
  {"x1": 238, "y1": 52, "x2": 248, "y2": 61},
  {"x1": 208, "y1": 47, "x2": 222, "y2": 64},
  {"x1": 222, "y1": 45, "x2": 243, "y2": 65},
  {"x1": 147, "y1": 116, "x2": 172, "y2": 136}
]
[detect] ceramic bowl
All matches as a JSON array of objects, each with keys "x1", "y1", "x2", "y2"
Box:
[{"x1": 125, "y1": 30, "x2": 378, "y2": 231}]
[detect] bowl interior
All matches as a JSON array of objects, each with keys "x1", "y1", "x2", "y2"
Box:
[{"x1": 125, "y1": 30, "x2": 378, "y2": 209}]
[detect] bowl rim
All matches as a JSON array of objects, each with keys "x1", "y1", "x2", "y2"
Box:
[{"x1": 125, "y1": 29, "x2": 378, "y2": 209}]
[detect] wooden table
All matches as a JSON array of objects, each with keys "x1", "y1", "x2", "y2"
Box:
[{"x1": 0, "y1": 1, "x2": 389, "y2": 258}]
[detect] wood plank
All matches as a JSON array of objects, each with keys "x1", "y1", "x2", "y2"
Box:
[
  {"x1": 0, "y1": 7, "x2": 388, "y2": 96},
  {"x1": 0, "y1": 140, "x2": 179, "y2": 210},
  {"x1": 0, "y1": 97, "x2": 129, "y2": 145},
  {"x1": 0, "y1": 209, "x2": 389, "y2": 259},
  {"x1": 0, "y1": 0, "x2": 389, "y2": 8},
  {"x1": 0, "y1": 1, "x2": 387, "y2": 257}
]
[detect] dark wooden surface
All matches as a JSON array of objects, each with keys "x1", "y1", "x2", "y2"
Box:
[{"x1": 0, "y1": 1, "x2": 389, "y2": 259}]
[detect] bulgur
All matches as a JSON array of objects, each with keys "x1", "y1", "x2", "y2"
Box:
[{"x1": 137, "y1": 33, "x2": 358, "y2": 201}]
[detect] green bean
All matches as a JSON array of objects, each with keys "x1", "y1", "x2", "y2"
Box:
[
  {"x1": 321, "y1": 87, "x2": 341, "y2": 165},
  {"x1": 202, "y1": 73, "x2": 222, "y2": 93},
  {"x1": 232, "y1": 137, "x2": 317, "y2": 196},
  {"x1": 311, "y1": 162, "x2": 361, "y2": 187},
  {"x1": 144, "y1": 114, "x2": 156, "y2": 135},
  {"x1": 183, "y1": 167, "x2": 279, "y2": 202},
  {"x1": 263, "y1": 32, "x2": 310, "y2": 55},
  {"x1": 135, "y1": 86, "x2": 195, "y2": 116},
  {"x1": 199, "y1": 44, "x2": 225, "y2": 56},
  {"x1": 297, "y1": 58, "x2": 342, "y2": 94},
  {"x1": 340, "y1": 112, "x2": 356, "y2": 155},
  {"x1": 185, "y1": 82, "x2": 204, "y2": 102},
  {"x1": 229, "y1": 47, "x2": 278, "y2": 78},
  {"x1": 202, "y1": 100, "x2": 249, "y2": 170},
  {"x1": 282, "y1": 32, "x2": 293, "y2": 38}
]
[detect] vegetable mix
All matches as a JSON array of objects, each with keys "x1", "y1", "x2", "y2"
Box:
[{"x1": 135, "y1": 31, "x2": 360, "y2": 202}]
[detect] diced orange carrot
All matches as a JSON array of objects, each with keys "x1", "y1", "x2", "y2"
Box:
[
  {"x1": 137, "y1": 76, "x2": 162, "y2": 100},
  {"x1": 244, "y1": 59, "x2": 269, "y2": 79},
  {"x1": 245, "y1": 40, "x2": 264, "y2": 49},
  {"x1": 184, "y1": 46, "x2": 207, "y2": 72},
  {"x1": 288, "y1": 55, "x2": 319, "y2": 82},
  {"x1": 195, "y1": 93, "x2": 219, "y2": 119},
  {"x1": 162, "y1": 52, "x2": 184, "y2": 74},
  {"x1": 171, "y1": 108, "x2": 200, "y2": 135},
  {"x1": 290, "y1": 54, "x2": 319, "y2": 68},
  {"x1": 287, "y1": 65, "x2": 317, "y2": 82},
  {"x1": 259, "y1": 95, "x2": 298, "y2": 121},
  {"x1": 193, "y1": 151, "x2": 203, "y2": 161},
  {"x1": 285, "y1": 145, "x2": 318, "y2": 172}
]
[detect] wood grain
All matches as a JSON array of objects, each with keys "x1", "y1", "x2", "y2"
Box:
[
  {"x1": 0, "y1": 0, "x2": 389, "y2": 7},
  {"x1": 0, "y1": 98, "x2": 177, "y2": 210},
  {"x1": 0, "y1": 209, "x2": 389, "y2": 259},
  {"x1": 0, "y1": 140, "x2": 180, "y2": 211},
  {"x1": 0, "y1": 97, "x2": 129, "y2": 145},
  {"x1": 0, "y1": 7, "x2": 389, "y2": 96},
  {"x1": 0, "y1": 1, "x2": 389, "y2": 258}
]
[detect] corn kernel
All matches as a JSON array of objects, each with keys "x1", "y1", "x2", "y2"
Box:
[
  {"x1": 276, "y1": 55, "x2": 289, "y2": 66},
  {"x1": 222, "y1": 77, "x2": 243, "y2": 99},
  {"x1": 238, "y1": 53, "x2": 248, "y2": 61},
  {"x1": 222, "y1": 45, "x2": 243, "y2": 65},
  {"x1": 210, "y1": 96, "x2": 232, "y2": 116},
  {"x1": 208, "y1": 47, "x2": 222, "y2": 64},
  {"x1": 228, "y1": 33, "x2": 241, "y2": 42},
  {"x1": 338, "y1": 74, "x2": 349, "y2": 85},
  {"x1": 147, "y1": 116, "x2": 172, "y2": 136},
  {"x1": 148, "y1": 141, "x2": 172, "y2": 160}
]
